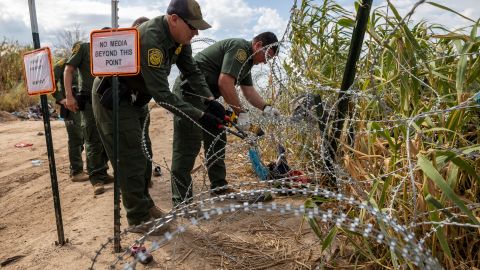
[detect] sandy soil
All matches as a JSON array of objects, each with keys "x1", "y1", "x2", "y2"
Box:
[{"x1": 0, "y1": 106, "x2": 321, "y2": 270}]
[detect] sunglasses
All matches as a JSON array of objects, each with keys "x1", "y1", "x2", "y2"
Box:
[{"x1": 179, "y1": 16, "x2": 196, "y2": 30}]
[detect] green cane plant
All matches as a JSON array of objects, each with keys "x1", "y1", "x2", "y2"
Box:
[{"x1": 282, "y1": 0, "x2": 480, "y2": 268}]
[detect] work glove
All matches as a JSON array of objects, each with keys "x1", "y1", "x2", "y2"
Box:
[
  {"x1": 262, "y1": 105, "x2": 280, "y2": 117},
  {"x1": 237, "y1": 112, "x2": 251, "y2": 132},
  {"x1": 199, "y1": 112, "x2": 223, "y2": 131},
  {"x1": 204, "y1": 100, "x2": 226, "y2": 120}
]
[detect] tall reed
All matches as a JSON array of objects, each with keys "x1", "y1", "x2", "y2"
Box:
[{"x1": 283, "y1": 0, "x2": 480, "y2": 268}]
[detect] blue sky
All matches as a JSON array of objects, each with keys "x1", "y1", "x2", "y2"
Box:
[{"x1": 0, "y1": 0, "x2": 478, "y2": 50}]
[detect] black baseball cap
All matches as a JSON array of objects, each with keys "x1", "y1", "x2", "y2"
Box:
[{"x1": 167, "y1": 0, "x2": 211, "y2": 30}]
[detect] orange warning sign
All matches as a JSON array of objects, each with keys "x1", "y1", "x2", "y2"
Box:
[
  {"x1": 90, "y1": 28, "x2": 140, "y2": 76},
  {"x1": 22, "y1": 47, "x2": 56, "y2": 96}
]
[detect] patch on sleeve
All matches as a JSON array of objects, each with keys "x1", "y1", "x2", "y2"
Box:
[
  {"x1": 235, "y1": 49, "x2": 248, "y2": 63},
  {"x1": 175, "y1": 44, "x2": 183, "y2": 55},
  {"x1": 71, "y1": 43, "x2": 81, "y2": 54},
  {"x1": 56, "y1": 58, "x2": 65, "y2": 66},
  {"x1": 148, "y1": 48, "x2": 163, "y2": 68}
]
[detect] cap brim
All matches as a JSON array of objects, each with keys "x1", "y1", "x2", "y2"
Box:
[{"x1": 187, "y1": 19, "x2": 211, "y2": 30}]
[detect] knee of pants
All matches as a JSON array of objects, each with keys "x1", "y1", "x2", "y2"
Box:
[
  {"x1": 170, "y1": 165, "x2": 191, "y2": 181},
  {"x1": 171, "y1": 150, "x2": 198, "y2": 172}
]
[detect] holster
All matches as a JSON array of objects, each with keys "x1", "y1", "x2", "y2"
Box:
[
  {"x1": 60, "y1": 105, "x2": 69, "y2": 118},
  {"x1": 131, "y1": 92, "x2": 151, "y2": 107},
  {"x1": 95, "y1": 77, "x2": 132, "y2": 110},
  {"x1": 76, "y1": 92, "x2": 91, "y2": 111}
]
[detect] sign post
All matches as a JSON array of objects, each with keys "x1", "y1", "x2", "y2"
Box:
[
  {"x1": 26, "y1": 0, "x2": 66, "y2": 246},
  {"x1": 90, "y1": 10, "x2": 140, "y2": 251}
]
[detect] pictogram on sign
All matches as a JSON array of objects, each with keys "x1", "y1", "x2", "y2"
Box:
[
  {"x1": 90, "y1": 28, "x2": 140, "y2": 76},
  {"x1": 22, "y1": 47, "x2": 56, "y2": 96}
]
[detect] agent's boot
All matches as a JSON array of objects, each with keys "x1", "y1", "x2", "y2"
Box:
[
  {"x1": 93, "y1": 183, "x2": 105, "y2": 195},
  {"x1": 70, "y1": 171, "x2": 89, "y2": 182}
]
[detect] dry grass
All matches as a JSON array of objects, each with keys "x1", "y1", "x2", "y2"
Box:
[
  {"x1": 182, "y1": 211, "x2": 322, "y2": 270},
  {"x1": 0, "y1": 82, "x2": 39, "y2": 112},
  {"x1": 0, "y1": 39, "x2": 39, "y2": 112}
]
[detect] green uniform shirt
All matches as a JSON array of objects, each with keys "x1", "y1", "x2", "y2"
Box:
[
  {"x1": 194, "y1": 38, "x2": 254, "y2": 98},
  {"x1": 66, "y1": 42, "x2": 94, "y2": 94},
  {"x1": 52, "y1": 58, "x2": 78, "y2": 102},
  {"x1": 125, "y1": 15, "x2": 212, "y2": 119}
]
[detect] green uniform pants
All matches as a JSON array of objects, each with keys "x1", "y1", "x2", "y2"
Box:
[
  {"x1": 171, "y1": 81, "x2": 227, "y2": 206},
  {"x1": 80, "y1": 102, "x2": 110, "y2": 184},
  {"x1": 92, "y1": 89, "x2": 154, "y2": 225},
  {"x1": 64, "y1": 110, "x2": 84, "y2": 175}
]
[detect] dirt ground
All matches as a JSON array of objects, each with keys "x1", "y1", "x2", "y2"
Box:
[{"x1": 0, "y1": 106, "x2": 322, "y2": 270}]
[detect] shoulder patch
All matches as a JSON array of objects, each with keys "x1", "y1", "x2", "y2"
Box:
[
  {"x1": 175, "y1": 44, "x2": 183, "y2": 55},
  {"x1": 235, "y1": 49, "x2": 248, "y2": 63},
  {"x1": 71, "y1": 43, "x2": 81, "y2": 54},
  {"x1": 56, "y1": 58, "x2": 66, "y2": 66},
  {"x1": 148, "y1": 48, "x2": 163, "y2": 68}
]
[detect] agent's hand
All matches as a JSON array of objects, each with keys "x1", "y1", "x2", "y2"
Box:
[
  {"x1": 262, "y1": 105, "x2": 280, "y2": 117},
  {"x1": 237, "y1": 112, "x2": 250, "y2": 131},
  {"x1": 199, "y1": 112, "x2": 223, "y2": 131},
  {"x1": 65, "y1": 96, "x2": 79, "y2": 112},
  {"x1": 204, "y1": 100, "x2": 226, "y2": 120}
]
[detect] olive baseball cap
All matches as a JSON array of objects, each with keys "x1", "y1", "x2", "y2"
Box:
[{"x1": 167, "y1": 0, "x2": 211, "y2": 30}]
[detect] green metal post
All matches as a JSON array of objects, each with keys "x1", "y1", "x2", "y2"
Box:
[
  {"x1": 326, "y1": 0, "x2": 373, "y2": 184},
  {"x1": 111, "y1": 0, "x2": 121, "y2": 253},
  {"x1": 27, "y1": 0, "x2": 66, "y2": 246}
]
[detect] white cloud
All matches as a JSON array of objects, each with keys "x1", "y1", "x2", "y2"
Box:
[
  {"x1": 3, "y1": 0, "x2": 477, "y2": 50},
  {"x1": 373, "y1": 0, "x2": 480, "y2": 32},
  {"x1": 1, "y1": 0, "x2": 285, "y2": 46},
  {"x1": 0, "y1": 0, "x2": 172, "y2": 45},
  {"x1": 253, "y1": 8, "x2": 288, "y2": 38},
  {"x1": 118, "y1": 2, "x2": 169, "y2": 28},
  {"x1": 197, "y1": 0, "x2": 256, "y2": 38},
  {"x1": 195, "y1": 0, "x2": 289, "y2": 41},
  {"x1": 0, "y1": 0, "x2": 32, "y2": 44}
]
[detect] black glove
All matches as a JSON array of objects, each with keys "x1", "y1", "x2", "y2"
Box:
[
  {"x1": 198, "y1": 112, "x2": 223, "y2": 131},
  {"x1": 204, "y1": 100, "x2": 226, "y2": 121}
]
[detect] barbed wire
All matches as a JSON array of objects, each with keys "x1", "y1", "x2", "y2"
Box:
[
  {"x1": 90, "y1": 0, "x2": 480, "y2": 269},
  {"x1": 90, "y1": 183, "x2": 442, "y2": 269}
]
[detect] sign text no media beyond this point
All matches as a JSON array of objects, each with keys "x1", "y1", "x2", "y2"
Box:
[
  {"x1": 99, "y1": 40, "x2": 128, "y2": 48},
  {"x1": 91, "y1": 29, "x2": 139, "y2": 75},
  {"x1": 95, "y1": 49, "x2": 133, "y2": 57}
]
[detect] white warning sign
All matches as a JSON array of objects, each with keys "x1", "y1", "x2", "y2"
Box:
[
  {"x1": 90, "y1": 28, "x2": 140, "y2": 76},
  {"x1": 23, "y1": 47, "x2": 55, "y2": 96}
]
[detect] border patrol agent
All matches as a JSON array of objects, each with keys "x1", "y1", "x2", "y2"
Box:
[
  {"x1": 130, "y1": 17, "x2": 157, "y2": 187},
  {"x1": 171, "y1": 32, "x2": 281, "y2": 205},
  {"x1": 91, "y1": 1, "x2": 223, "y2": 231},
  {"x1": 52, "y1": 58, "x2": 88, "y2": 182},
  {"x1": 64, "y1": 42, "x2": 111, "y2": 195}
]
